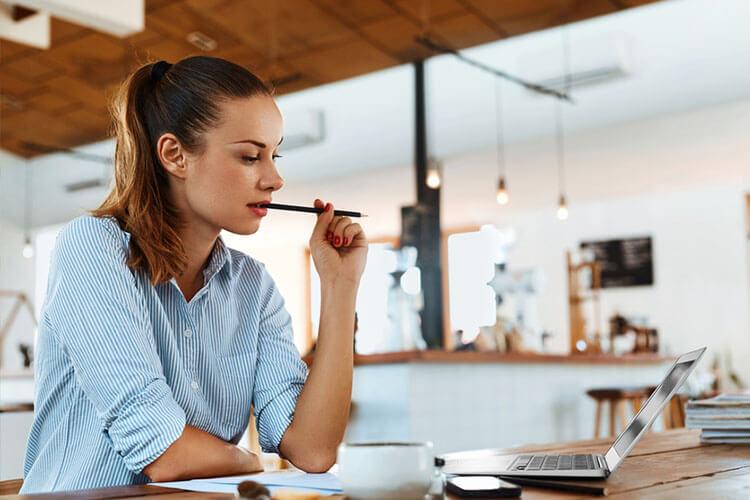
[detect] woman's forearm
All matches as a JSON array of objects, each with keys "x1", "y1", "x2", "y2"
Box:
[
  {"x1": 280, "y1": 278, "x2": 357, "y2": 472},
  {"x1": 144, "y1": 425, "x2": 262, "y2": 482}
]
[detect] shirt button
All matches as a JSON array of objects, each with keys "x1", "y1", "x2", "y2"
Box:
[
  {"x1": 191, "y1": 381, "x2": 199, "y2": 391},
  {"x1": 183, "y1": 328, "x2": 193, "y2": 338}
]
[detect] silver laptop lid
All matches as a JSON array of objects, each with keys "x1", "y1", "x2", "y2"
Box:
[{"x1": 603, "y1": 347, "x2": 705, "y2": 473}]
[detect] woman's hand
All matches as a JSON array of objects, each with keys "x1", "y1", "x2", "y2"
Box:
[
  {"x1": 236, "y1": 446, "x2": 263, "y2": 474},
  {"x1": 309, "y1": 198, "x2": 368, "y2": 287}
]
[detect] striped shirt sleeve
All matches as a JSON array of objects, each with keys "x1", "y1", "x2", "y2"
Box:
[
  {"x1": 252, "y1": 264, "x2": 308, "y2": 454},
  {"x1": 45, "y1": 216, "x2": 186, "y2": 473}
]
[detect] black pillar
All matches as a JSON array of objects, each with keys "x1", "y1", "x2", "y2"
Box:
[{"x1": 413, "y1": 60, "x2": 444, "y2": 349}]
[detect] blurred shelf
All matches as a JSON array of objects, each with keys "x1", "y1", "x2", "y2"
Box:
[
  {"x1": 0, "y1": 402, "x2": 33, "y2": 413},
  {"x1": 304, "y1": 350, "x2": 673, "y2": 367}
]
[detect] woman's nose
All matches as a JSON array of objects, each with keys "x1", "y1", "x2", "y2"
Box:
[{"x1": 260, "y1": 164, "x2": 284, "y2": 191}]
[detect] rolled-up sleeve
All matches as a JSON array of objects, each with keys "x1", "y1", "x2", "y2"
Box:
[
  {"x1": 45, "y1": 217, "x2": 186, "y2": 473},
  {"x1": 252, "y1": 265, "x2": 308, "y2": 454}
]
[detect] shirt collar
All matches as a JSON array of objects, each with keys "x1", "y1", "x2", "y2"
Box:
[
  {"x1": 111, "y1": 217, "x2": 232, "y2": 282},
  {"x1": 203, "y1": 234, "x2": 233, "y2": 282}
]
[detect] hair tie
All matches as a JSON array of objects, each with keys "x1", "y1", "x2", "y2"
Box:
[{"x1": 150, "y1": 60, "x2": 172, "y2": 83}]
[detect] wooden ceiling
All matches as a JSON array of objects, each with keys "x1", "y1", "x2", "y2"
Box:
[{"x1": 0, "y1": 0, "x2": 658, "y2": 158}]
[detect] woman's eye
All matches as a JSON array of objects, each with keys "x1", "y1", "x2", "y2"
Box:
[
  {"x1": 242, "y1": 156, "x2": 260, "y2": 164},
  {"x1": 272, "y1": 154, "x2": 283, "y2": 161}
]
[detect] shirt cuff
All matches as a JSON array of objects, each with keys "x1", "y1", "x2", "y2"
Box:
[
  {"x1": 256, "y1": 382, "x2": 305, "y2": 454},
  {"x1": 106, "y1": 379, "x2": 187, "y2": 473}
]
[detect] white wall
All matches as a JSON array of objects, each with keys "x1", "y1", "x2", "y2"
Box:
[
  {"x1": 0, "y1": 151, "x2": 37, "y2": 372},
  {"x1": 224, "y1": 98, "x2": 750, "y2": 380},
  {"x1": 0, "y1": 152, "x2": 37, "y2": 480}
]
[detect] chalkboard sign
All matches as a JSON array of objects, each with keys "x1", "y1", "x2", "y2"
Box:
[{"x1": 580, "y1": 236, "x2": 654, "y2": 288}]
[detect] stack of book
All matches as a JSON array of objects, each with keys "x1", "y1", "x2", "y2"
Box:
[{"x1": 686, "y1": 393, "x2": 750, "y2": 444}]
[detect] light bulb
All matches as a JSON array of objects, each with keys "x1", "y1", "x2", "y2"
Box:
[
  {"x1": 22, "y1": 238, "x2": 34, "y2": 259},
  {"x1": 496, "y1": 177, "x2": 509, "y2": 205},
  {"x1": 557, "y1": 194, "x2": 569, "y2": 221},
  {"x1": 426, "y1": 169, "x2": 441, "y2": 189}
]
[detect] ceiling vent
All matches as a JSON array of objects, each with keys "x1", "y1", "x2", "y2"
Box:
[
  {"x1": 518, "y1": 33, "x2": 634, "y2": 95},
  {"x1": 187, "y1": 31, "x2": 217, "y2": 51},
  {"x1": 281, "y1": 109, "x2": 326, "y2": 151}
]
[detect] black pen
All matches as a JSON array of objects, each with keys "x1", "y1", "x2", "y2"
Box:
[{"x1": 261, "y1": 202, "x2": 367, "y2": 218}]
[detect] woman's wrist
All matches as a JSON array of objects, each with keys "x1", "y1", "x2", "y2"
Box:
[
  {"x1": 320, "y1": 275, "x2": 359, "y2": 292},
  {"x1": 234, "y1": 446, "x2": 263, "y2": 474}
]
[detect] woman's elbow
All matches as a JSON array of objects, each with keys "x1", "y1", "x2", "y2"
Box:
[
  {"x1": 143, "y1": 457, "x2": 181, "y2": 483},
  {"x1": 290, "y1": 450, "x2": 337, "y2": 473}
]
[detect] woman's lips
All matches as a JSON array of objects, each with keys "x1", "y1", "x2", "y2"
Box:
[
  {"x1": 249, "y1": 205, "x2": 268, "y2": 217},
  {"x1": 248, "y1": 204, "x2": 268, "y2": 217}
]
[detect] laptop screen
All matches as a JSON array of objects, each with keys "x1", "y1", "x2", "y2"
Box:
[
  {"x1": 603, "y1": 348, "x2": 705, "y2": 475},
  {"x1": 611, "y1": 360, "x2": 693, "y2": 456}
]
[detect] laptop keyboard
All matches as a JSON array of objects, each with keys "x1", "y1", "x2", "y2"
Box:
[{"x1": 512, "y1": 454, "x2": 600, "y2": 471}]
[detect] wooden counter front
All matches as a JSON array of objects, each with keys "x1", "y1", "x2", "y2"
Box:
[{"x1": 303, "y1": 350, "x2": 672, "y2": 367}]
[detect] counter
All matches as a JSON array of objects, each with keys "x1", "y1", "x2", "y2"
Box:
[{"x1": 310, "y1": 350, "x2": 676, "y2": 455}]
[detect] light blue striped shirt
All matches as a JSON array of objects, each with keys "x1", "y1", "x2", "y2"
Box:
[{"x1": 21, "y1": 215, "x2": 308, "y2": 493}]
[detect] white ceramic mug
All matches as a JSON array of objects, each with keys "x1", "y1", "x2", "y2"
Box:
[{"x1": 337, "y1": 441, "x2": 434, "y2": 499}]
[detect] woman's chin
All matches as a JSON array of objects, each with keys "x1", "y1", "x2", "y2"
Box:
[{"x1": 226, "y1": 219, "x2": 261, "y2": 236}]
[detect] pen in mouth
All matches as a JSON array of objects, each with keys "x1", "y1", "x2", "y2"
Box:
[{"x1": 250, "y1": 202, "x2": 367, "y2": 218}]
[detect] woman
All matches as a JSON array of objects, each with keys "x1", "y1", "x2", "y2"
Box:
[{"x1": 21, "y1": 56, "x2": 367, "y2": 493}]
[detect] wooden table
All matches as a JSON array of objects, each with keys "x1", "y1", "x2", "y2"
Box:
[{"x1": 2, "y1": 430, "x2": 749, "y2": 498}]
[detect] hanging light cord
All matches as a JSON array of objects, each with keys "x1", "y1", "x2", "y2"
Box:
[
  {"x1": 494, "y1": 77, "x2": 506, "y2": 180},
  {"x1": 556, "y1": 27, "x2": 572, "y2": 198},
  {"x1": 555, "y1": 101, "x2": 566, "y2": 197},
  {"x1": 24, "y1": 164, "x2": 32, "y2": 239}
]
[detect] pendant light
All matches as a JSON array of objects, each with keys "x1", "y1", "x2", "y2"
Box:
[
  {"x1": 422, "y1": 0, "x2": 441, "y2": 192},
  {"x1": 555, "y1": 98, "x2": 569, "y2": 221},
  {"x1": 426, "y1": 157, "x2": 442, "y2": 189},
  {"x1": 494, "y1": 77, "x2": 509, "y2": 205},
  {"x1": 22, "y1": 165, "x2": 34, "y2": 259}
]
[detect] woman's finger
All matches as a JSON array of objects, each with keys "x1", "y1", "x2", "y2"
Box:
[
  {"x1": 330, "y1": 216, "x2": 352, "y2": 247},
  {"x1": 325, "y1": 215, "x2": 341, "y2": 244},
  {"x1": 342, "y1": 223, "x2": 363, "y2": 247},
  {"x1": 311, "y1": 199, "x2": 333, "y2": 243}
]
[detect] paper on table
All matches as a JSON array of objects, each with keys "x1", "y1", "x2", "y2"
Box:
[
  {"x1": 152, "y1": 470, "x2": 342, "y2": 495},
  {"x1": 153, "y1": 480, "x2": 238, "y2": 494}
]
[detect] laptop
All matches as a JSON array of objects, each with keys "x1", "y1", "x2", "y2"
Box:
[{"x1": 440, "y1": 347, "x2": 706, "y2": 479}]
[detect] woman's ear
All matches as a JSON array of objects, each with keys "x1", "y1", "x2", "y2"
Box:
[{"x1": 156, "y1": 133, "x2": 188, "y2": 179}]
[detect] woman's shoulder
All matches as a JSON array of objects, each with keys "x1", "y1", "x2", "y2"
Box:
[{"x1": 56, "y1": 215, "x2": 127, "y2": 254}]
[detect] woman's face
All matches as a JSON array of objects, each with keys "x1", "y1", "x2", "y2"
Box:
[{"x1": 179, "y1": 95, "x2": 284, "y2": 236}]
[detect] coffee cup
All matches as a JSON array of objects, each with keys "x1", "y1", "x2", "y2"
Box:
[{"x1": 337, "y1": 441, "x2": 434, "y2": 499}]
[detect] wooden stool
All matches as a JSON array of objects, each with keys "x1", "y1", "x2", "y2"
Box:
[{"x1": 586, "y1": 387, "x2": 654, "y2": 438}]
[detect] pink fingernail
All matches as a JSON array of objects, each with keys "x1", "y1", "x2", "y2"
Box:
[
  {"x1": 344, "y1": 237, "x2": 349, "y2": 245},
  {"x1": 334, "y1": 236, "x2": 341, "y2": 246}
]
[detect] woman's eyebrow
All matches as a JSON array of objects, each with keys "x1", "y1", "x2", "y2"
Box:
[{"x1": 228, "y1": 137, "x2": 284, "y2": 148}]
